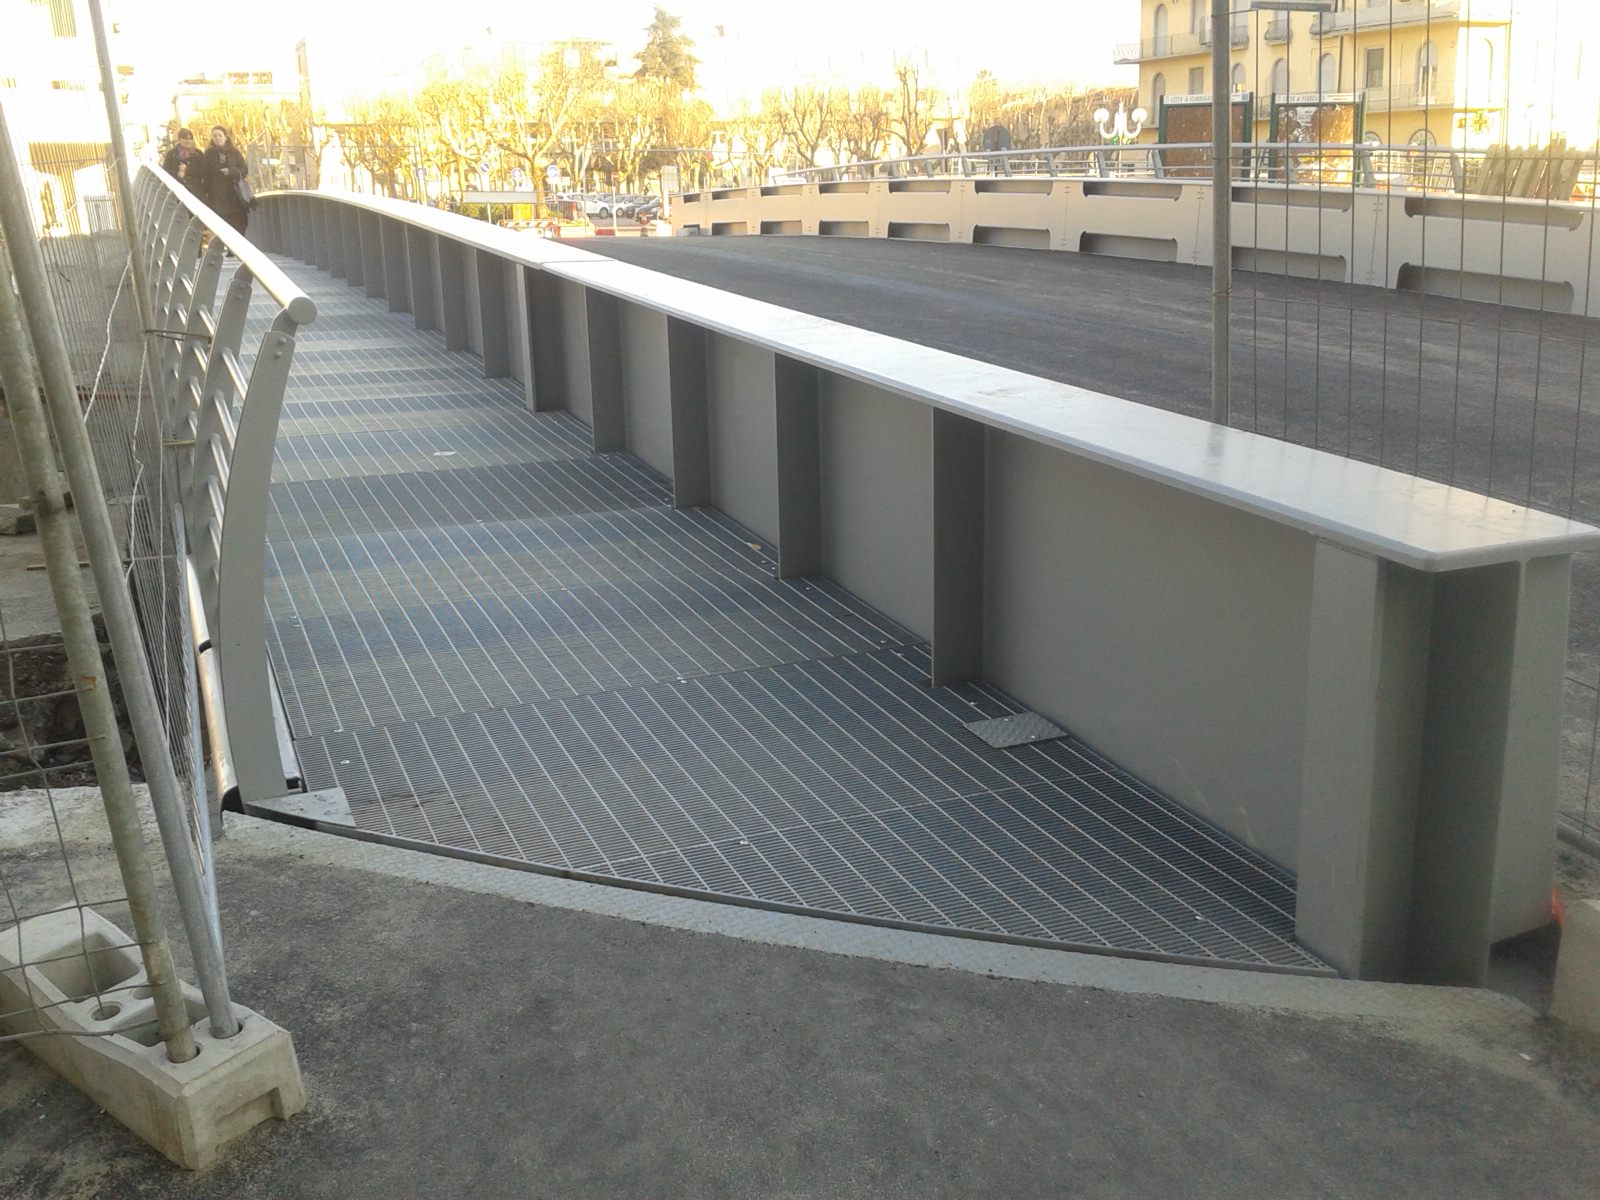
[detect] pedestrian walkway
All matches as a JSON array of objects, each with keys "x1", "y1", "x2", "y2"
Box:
[{"x1": 258, "y1": 259, "x2": 1329, "y2": 975}]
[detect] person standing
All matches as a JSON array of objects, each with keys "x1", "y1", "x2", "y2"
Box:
[
  {"x1": 161, "y1": 128, "x2": 209, "y2": 201},
  {"x1": 202, "y1": 126, "x2": 250, "y2": 234}
]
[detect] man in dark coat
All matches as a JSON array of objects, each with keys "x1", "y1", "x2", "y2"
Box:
[{"x1": 160, "y1": 128, "x2": 209, "y2": 200}]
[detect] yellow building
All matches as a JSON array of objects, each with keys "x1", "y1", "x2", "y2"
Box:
[{"x1": 1114, "y1": 1, "x2": 1599, "y2": 152}]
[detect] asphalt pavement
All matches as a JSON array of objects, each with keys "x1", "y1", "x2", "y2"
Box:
[{"x1": 2, "y1": 790, "x2": 1599, "y2": 1199}]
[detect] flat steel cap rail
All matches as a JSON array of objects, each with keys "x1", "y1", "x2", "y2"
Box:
[{"x1": 284, "y1": 192, "x2": 1600, "y2": 573}]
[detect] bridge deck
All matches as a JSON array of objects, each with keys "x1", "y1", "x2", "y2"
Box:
[{"x1": 261, "y1": 258, "x2": 1329, "y2": 975}]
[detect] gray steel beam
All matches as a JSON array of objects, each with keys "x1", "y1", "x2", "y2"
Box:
[
  {"x1": 406, "y1": 225, "x2": 436, "y2": 331},
  {"x1": 382, "y1": 218, "x2": 411, "y2": 313},
  {"x1": 667, "y1": 317, "x2": 711, "y2": 508},
  {"x1": 1296, "y1": 543, "x2": 1431, "y2": 981},
  {"x1": 310, "y1": 197, "x2": 328, "y2": 269},
  {"x1": 774, "y1": 355, "x2": 822, "y2": 578},
  {"x1": 437, "y1": 238, "x2": 468, "y2": 351},
  {"x1": 512, "y1": 265, "x2": 537, "y2": 411},
  {"x1": 341, "y1": 207, "x2": 362, "y2": 286},
  {"x1": 526, "y1": 269, "x2": 566, "y2": 412},
  {"x1": 474, "y1": 248, "x2": 508, "y2": 376},
  {"x1": 584, "y1": 289, "x2": 625, "y2": 452},
  {"x1": 359, "y1": 210, "x2": 384, "y2": 300},
  {"x1": 327, "y1": 201, "x2": 347, "y2": 279},
  {"x1": 1408, "y1": 557, "x2": 1567, "y2": 985},
  {"x1": 931, "y1": 410, "x2": 986, "y2": 685}
]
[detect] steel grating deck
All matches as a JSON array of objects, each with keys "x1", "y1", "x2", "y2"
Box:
[{"x1": 256, "y1": 257, "x2": 1331, "y2": 975}]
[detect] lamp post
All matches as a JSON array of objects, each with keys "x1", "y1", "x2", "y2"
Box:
[{"x1": 1093, "y1": 101, "x2": 1149, "y2": 145}]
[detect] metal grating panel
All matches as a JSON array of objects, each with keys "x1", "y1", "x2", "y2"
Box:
[{"x1": 258, "y1": 254, "x2": 1330, "y2": 975}]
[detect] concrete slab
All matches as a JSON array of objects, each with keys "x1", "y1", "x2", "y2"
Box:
[{"x1": 2, "y1": 789, "x2": 1598, "y2": 1198}]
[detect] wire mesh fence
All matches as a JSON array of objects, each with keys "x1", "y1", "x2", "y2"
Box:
[
  {"x1": 776, "y1": 7, "x2": 1600, "y2": 852},
  {"x1": 1, "y1": 124, "x2": 218, "y2": 1062},
  {"x1": 1212, "y1": 3, "x2": 1600, "y2": 851},
  {"x1": 15, "y1": 141, "x2": 215, "y2": 881}
]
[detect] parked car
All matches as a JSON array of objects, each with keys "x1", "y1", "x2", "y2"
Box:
[
  {"x1": 634, "y1": 197, "x2": 662, "y2": 222},
  {"x1": 581, "y1": 193, "x2": 617, "y2": 218}
]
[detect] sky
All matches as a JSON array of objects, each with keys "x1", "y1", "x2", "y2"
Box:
[{"x1": 122, "y1": 0, "x2": 1135, "y2": 110}]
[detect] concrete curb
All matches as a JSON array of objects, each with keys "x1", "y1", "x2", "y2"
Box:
[{"x1": 224, "y1": 812, "x2": 1530, "y2": 1029}]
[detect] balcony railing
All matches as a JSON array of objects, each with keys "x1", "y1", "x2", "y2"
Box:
[
  {"x1": 1200, "y1": 20, "x2": 1251, "y2": 50},
  {"x1": 1113, "y1": 32, "x2": 1206, "y2": 64},
  {"x1": 1361, "y1": 79, "x2": 1507, "y2": 111},
  {"x1": 1312, "y1": 0, "x2": 1510, "y2": 37},
  {"x1": 1264, "y1": 17, "x2": 1291, "y2": 44}
]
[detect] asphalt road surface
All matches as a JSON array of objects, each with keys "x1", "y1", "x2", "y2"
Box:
[{"x1": 587, "y1": 234, "x2": 1600, "y2": 524}]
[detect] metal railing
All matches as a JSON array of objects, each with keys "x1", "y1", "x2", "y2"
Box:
[
  {"x1": 131, "y1": 166, "x2": 316, "y2": 808},
  {"x1": 1114, "y1": 32, "x2": 1208, "y2": 64},
  {"x1": 253, "y1": 189, "x2": 1594, "y2": 978},
  {"x1": 768, "y1": 141, "x2": 1593, "y2": 199}
]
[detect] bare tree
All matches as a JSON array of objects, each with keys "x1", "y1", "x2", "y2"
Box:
[
  {"x1": 892, "y1": 60, "x2": 942, "y2": 157},
  {"x1": 829, "y1": 86, "x2": 893, "y2": 166},
  {"x1": 766, "y1": 86, "x2": 834, "y2": 169}
]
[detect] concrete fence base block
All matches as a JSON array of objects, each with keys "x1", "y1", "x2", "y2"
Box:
[
  {"x1": 0, "y1": 907, "x2": 305, "y2": 1170},
  {"x1": 1551, "y1": 896, "x2": 1600, "y2": 1035},
  {"x1": 0, "y1": 503, "x2": 35, "y2": 534}
]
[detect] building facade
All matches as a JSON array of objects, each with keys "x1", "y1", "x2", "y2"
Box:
[
  {"x1": 1115, "y1": 1, "x2": 1598, "y2": 151},
  {"x1": 0, "y1": 0, "x2": 132, "y2": 236}
]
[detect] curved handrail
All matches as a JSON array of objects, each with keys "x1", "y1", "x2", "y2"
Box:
[
  {"x1": 141, "y1": 166, "x2": 316, "y2": 323},
  {"x1": 132, "y1": 164, "x2": 316, "y2": 805}
]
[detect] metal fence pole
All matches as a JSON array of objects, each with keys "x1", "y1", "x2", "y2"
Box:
[
  {"x1": 86, "y1": 0, "x2": 156, "y2": 342},
  {"x1": 1209, "y1": 0, "x2": 1231, "y2": 425},
  {"x1": 0, "y1": 103, "x2": 240, "y2": 1038},
  {"x1": 0, "y1": 236, "x2": 197, "y2": 1064}
]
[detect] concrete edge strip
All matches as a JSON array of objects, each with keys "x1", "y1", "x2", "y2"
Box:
[{"x1": 226, "y1": 815, "x2": 1526, "y2": 1028}]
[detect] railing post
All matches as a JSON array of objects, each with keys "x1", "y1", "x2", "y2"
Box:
[{"x1": 215, "y1": 315, "x2": 300, "y2": 803}]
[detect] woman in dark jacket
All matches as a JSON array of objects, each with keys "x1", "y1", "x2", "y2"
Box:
[{"x1": 202, "y1": 126, "x2": 250, "y2": 234}]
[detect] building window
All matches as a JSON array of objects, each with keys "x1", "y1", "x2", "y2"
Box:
[
  {"x1": 1189, "y1": 0, "x2": 1200, "y2": 36},
  {"x1": 1152, "y1": 72, "x2": 1167, "y2": 111},
  {"x1": 1416, "y1": 42, "x2": 1439, "y2": 100},
  {"x1": 1364, "y1": 48, "x2": 1384, "y2": 88},
  {"x1": 1188, "y1": 66, "x2": 1205, "y2": 94},
  {"x1": 1319, "y1": 53, "x2": 1338, "y2": 93},
  {"x1": 1232, "y1": 63, "x2": 1246, "y2": 93},
  {"x1": 1409, "y1": 129, "x2": 1436, "y2": 147},
  {"x1": 1270, "y1": 57, "x2": 1288, "y2": 97},
  {"x1": 1153, "y1": 5, "x2": 1169, "y2": 55}
]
